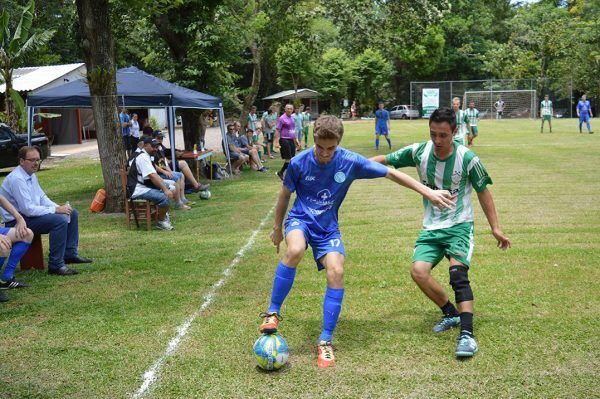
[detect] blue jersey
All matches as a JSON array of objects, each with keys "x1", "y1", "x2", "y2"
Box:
[
  {"x1": 283, "y1": 146, "x2": 388, "y2": 235},
  {"x1": 375, "y1": 109, "x2": 390, "y2": 127},
  {"x1": 577, "y1": 100, "x2": 591, "y2": 116}
]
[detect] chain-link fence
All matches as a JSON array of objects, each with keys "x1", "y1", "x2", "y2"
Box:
[{"x1": 410, "y1": 79, "x2": 574, "y2": 119}]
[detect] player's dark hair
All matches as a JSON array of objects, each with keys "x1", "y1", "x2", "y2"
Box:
[
  {"x1": 429, "y1": 107, "x2": 456, "y2": 133},
  {"x1": 313, "y1": 115, "x2": 344, "y2": 143}
]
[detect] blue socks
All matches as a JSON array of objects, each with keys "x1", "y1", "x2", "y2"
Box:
[
  {"x1": 375, "y1": 138, "x2": 380, "y2": 150},
  {"x1": 1, "y1": 241, "x2": 31, "y2": 282},
  {"x1": 267, "y1": 261, "x2": 297, "y2": 315},
  {"x1": 319, "y1": 287, "x2": 345, "y2": 342}
]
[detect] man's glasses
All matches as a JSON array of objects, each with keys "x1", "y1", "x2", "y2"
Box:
[{"x1": 24, "y1": 158, "x2": 42, "y2": 164}]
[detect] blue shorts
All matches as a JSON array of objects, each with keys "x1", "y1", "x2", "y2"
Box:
[
  {"x1": 284, "y1": 218, "x2": 346, "y2": 271},
  {"x1": 159, "y1": 171, "x2": 183, "y2": 182},
  {"x1": 375, "y1": 125, "x2": 389, "y2": 135},
  {"x1": 580, "y1": 114, "x2": 590, "y2": 123},
  {"x1": 0, "y1": 227, "x2": 10, "y2": 236}
]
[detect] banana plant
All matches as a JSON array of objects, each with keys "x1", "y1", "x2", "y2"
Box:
[{"x1": 0, "y1": 1, "x2": 54, "y2": 131}]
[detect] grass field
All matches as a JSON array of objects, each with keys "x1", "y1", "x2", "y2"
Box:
[{"x1": 0, "y1": 118, "x2": 598, "y2": 398}]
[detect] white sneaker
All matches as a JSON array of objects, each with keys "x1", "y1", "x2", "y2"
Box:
[{"x1": 157, "y1": 220, "x2": 174, "y2": 230}]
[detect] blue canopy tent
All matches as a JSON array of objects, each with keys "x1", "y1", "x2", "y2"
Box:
[{"x1": 26, "y1": 66, "x2": 230, "y2": 172}]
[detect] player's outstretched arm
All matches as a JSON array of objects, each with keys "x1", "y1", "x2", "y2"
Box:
[
  {"x1": 271, "y1": 186, "x2": 292, "y2": 253},
  {"x1": 384, "y1": 168, "x2": 455, "y2": 211},
  {"x1": 0, "y1": 194, "x2": 28, "y2": 239},
  {"x1": 476, "y1": 188, "x2": 511, "y2": 250}
]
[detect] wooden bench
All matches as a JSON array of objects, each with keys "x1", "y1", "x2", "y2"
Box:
[
  {"x1": 120, "y1": 168, "x2": 158, "y2": 231},
  {"x1": 20, "y1": 233, "x2": 45, "y2": 270}
]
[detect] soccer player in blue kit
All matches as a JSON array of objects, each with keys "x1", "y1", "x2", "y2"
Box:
[
  {"x1": 375, "y1": 101, "x2": 391, "y2": 150},
  {"x1": 258, "y1": 115, "x2": 455, "y2": 368},
  {"x1": 576, "y1": 93, "x2": 593, "y2": 134}
]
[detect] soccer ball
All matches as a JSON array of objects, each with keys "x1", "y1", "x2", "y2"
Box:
[
  {"x1": 253, "y1": 333, "x2": 289, "y2": 371},
  {"x1": 199, "y1": 189, "x2": 211, "y2": 200}
]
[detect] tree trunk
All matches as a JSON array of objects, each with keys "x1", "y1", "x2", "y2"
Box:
[
  {"x1": 75, "y1": 0, "x2": 126, "y2": 213},
  {"x1": 240, "y1": 41, "x2": 262, "y2": 124},
  {"x1": 179, "y1": 109, "x2": 201, "y2": 150}
]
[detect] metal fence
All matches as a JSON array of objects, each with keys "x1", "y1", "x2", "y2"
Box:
[{"x1": 410, "y1": 79, "x2": 574, "y2": 119}]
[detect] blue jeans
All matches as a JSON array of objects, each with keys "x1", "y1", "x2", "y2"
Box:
[
  {"x1": 133, "y1": 189, "x2": 170, "y2": 208},
  {"x1": 6, "y1": 209, "x2": 80, "y2": 271}
]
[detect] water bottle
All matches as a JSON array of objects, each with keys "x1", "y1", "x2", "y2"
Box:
[
  {"x1": 193, "y1": 144, "x2": 198, "y2": 155},
  {"x1": 65, "y1": 201, "x2": 71, "y2": 223}
]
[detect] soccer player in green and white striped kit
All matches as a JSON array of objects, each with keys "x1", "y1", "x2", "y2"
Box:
[
  {"x1": 452, "y1": 97, "x2": 470, "y2": 147},
  {"x1": 372, "y1": 107, "x2": 511, "y2": 358},
  {"x1": 540, "y1": 94, "x2": 553, "y2": 133},
  {"x1": 466, "y1": 100, "x2": 479, "y2": 147}
]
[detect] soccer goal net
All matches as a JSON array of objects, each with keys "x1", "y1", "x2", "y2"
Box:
[{"x1": 463, "y1": 90, "x2": 537, "y2": 119}]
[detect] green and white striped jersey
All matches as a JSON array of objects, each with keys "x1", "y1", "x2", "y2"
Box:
[
  {"x1": 455, "y1": 109, "x2": 470, "y2": 142},
  {"x1": 540, "y1": 100, "x2": 553, "y2": 116},
  {"x1": 386, "y1": 141, "x2": 492, "y2": 230},
  {"x1": 466, "y1": 108, "x2": 479, "y2": 126}
]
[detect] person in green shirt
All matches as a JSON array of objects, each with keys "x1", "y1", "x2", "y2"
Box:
[
  {"x1": 301, "y1": 107, "x2": 312, "y2": 149},
  {"x1": 371, "y1": 107, "x2": 511, "y2": 358},
  {"x1": 452, "y1": 97, "x2": 470, "y2": 147},
  {"x1": 540, "y1": 94, "x2": 553, "y2": 133},
  {"x1": 466, "y1": 101, "x2": 480, "y2": 147}
]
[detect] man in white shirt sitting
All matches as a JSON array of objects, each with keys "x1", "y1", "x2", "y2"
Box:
[
  {"x1": 127, "y1": 137, "x2": 175, "y2": 230},
  {"x1": 0, "y1": 147, "x2": 92, "y2": 276}
]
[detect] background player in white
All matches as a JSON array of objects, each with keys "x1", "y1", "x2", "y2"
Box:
[
  {"x1": 466, "y1": 100, "x2": 480, "y2": 147},
  {"x1": 540, "y1": 94, "x2": 553, "y2": 133},
  {"x1": 494, "y1": 97, "x2": 505, "y2": 119},
  {"x1": 258, "y1": 115, "x2": 454, "y2": 368},
  {"x1": 371, "y1": 107, "x2": 511, "y2": 358}
]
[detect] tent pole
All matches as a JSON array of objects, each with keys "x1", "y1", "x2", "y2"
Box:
[
  {"x1": 27, "y1": 102, "x2": 32, "y2": 146},
  {"x1": 218, "y1": 106, "x2": 232, "y2": 177},
  {"x1": 167, "y1": 106, "x2": 177, "y2": 171}
]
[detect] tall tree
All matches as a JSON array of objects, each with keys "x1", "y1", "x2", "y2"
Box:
[
  {"x1": 0, "y1": 1, "x2": 54, "y2": 130},
  {"x1": 75, "y1": 0, "x2": 126, "y2": 212},
  {"x1": 275, "y1": 39, "x2": 312, "y2": 99},
  {"x1": 316, "y1": 47, "x2": 353, "y2": 114}
]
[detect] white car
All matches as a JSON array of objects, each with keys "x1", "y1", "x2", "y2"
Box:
[{"x1": 390, "y1": 105, "x2": 420, "y2": 119}]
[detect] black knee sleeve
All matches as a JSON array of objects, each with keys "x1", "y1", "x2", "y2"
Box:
[{"x1": 449, "y1": 265, "x2": 473, "y2": 303}]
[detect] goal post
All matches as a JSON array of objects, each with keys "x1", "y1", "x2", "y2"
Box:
[{"x1": 463, "y1": 90, "x2": 537, "y2": 119}]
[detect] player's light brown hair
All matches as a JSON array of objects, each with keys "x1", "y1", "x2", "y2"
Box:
[{"x1": 313, "y1": 115, "x2": 344, "y2": 143}]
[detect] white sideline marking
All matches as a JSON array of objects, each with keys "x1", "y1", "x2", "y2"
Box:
[{"x1": 132, "y1": 205, "x2": 275, "y2": 399}]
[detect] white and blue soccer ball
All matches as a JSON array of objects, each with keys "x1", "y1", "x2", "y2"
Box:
[
  {"x1": 199, "y1": 189, "x2": 211, "y2": 200},
  {"x1": 253, "y1": 333, "x2": 289, "y2": 371}
]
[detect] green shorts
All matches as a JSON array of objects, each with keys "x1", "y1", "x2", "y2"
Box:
[
  {"x1": 470, "y1": 126, "x2": 478, "y2": 136},
  {"x1": 412, "y1": 222, "x2": 474, "y2": 267},
  {"x1": 543, "y1": 115, "x2": 551, "y2": 121}
]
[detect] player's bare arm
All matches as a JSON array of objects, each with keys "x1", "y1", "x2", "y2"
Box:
[
  {"x1": 0, "y1": 195, "x2": 29, "y2": 239},
  {"x1": 384, "y1": 168, "x2": 455, "y2": 211},
  {"x1": 270, "y1": 186, "x2": 292, "y2": 252},
  {"x1": 477, "y1": 188, "x2": 511, "y2": 250}
]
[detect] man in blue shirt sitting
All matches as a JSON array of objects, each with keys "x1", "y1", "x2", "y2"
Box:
[
  {"x1": 258, "y1": 115, "x2": 454, "y2": 368},
  {"x1": 0, "y1": 147, "x2": 92, "y2": 276}
]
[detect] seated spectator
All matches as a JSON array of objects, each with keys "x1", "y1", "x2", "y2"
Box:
[
  {"x1": 234, "y1": 122, "x2": 267, "y2": 173},
  {"x1": 0, "y1": 194, "x2": 34, "y2": 302},
  {"x1": 225, "y1": 124, "x2": 249, "y2": 175},
  {"x1": 127, "y1": 137, "x2": 175, "y2": 230},
  {"x1": 152, "y1": 131, "x2": 210, "y2": 192},
  {"x1": 151, "y1": 139, "x2": 191, "y2": 210},
  {"x1": 0, "y1": 147, "x2": 92, "y2": 276},
  {"x1": 141, "y1": 119, "x2": 154, "y2": 136},
  {"x1": 250, "y1": 127, "x2": 267, "y2": 163}
]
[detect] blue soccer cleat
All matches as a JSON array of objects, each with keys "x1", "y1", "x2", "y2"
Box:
[
  {"x1": 455, "y1": 334, "x2": 478, "y2": 357},
  {"x1": 432, "y1": 316, "x2": 460, "y2": 332}
]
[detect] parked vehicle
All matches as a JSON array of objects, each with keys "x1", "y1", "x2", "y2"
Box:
[
  {"x1": 340, "y1": 108, "x2": 351, "y2": 119},
  {"x1": 0, "y1": 123, "x2": 49, "y2": 168},
  {"x1": 553, "y1": 108, "x2": 566, "y2": 118},
  {"x1": 390, "y1": 105, "x2": 420, "y2": 119}
]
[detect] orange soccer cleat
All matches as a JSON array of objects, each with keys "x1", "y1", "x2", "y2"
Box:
[
  {"x1": 317, "y1": 341, "x2": 335, "y2": 369},
  {"x1": 259, "y1": 312, "x2": 281, "y2": 334}
]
